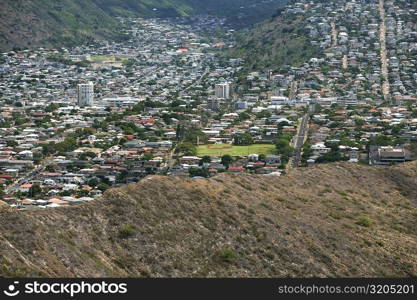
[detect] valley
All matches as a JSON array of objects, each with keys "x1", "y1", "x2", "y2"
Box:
[{"x1": 0, "y1": 0, "x2": 416, "y2": 279}]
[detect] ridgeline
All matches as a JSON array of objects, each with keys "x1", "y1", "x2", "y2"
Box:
[{"x1": 0, "y1": 161, "x2": 416, "y2": 277}]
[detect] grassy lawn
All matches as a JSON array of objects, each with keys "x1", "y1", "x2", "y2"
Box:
[
  {"x1": 196, "y1": 144, "x2": 276, "y2": 157},
  {"x1": 91, "y1": 55, "x2": 115, "y2": 61},
  {"x1": 91, "y1": 56, "x2": 129, "y2": 62}
]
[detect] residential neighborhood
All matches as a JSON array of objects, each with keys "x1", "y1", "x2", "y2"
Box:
[{"x1": 0, "y1": 0, "x2": 416, "y2": 210}]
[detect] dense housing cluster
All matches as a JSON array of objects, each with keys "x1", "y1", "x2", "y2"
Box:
[{"x1": 0, "y1": 0, "x2": 416, "y2": 209}]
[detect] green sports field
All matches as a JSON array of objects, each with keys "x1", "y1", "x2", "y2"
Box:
[
  {"x1": 196, "y1": 144, "x2": 276, "y2": 157},
  {"x1": 91, "y1": 56, "x2": 129, "y2": 62}
]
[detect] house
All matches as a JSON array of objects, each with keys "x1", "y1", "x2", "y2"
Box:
[
  {"x1": 0, "y1": 160, "x2": 34, "y2": 169},
  {"x1": 311, "y1": 143, "x2": 331, "y2": 155},
  {"x1": 265, "y1": 155, "x2": 281, "y2": 164},
  {"x1": 18, "y1": 184, "x2": 33, "y2": 193},
  {"x1": 227, "y1": 166, "x2": 245, "y2": 173},
  {"x1": 180, "y1": 156, "x2": 201, "y2": 165},
  {"x1": 18, "y1": 150, "x2": 34, "y2": 159},
  {"x1": 369, "y1": 146, "x2": 412, "y2": 165}
]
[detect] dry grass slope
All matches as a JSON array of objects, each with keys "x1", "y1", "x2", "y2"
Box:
[{"x1": 0, "y1": 162, "x2": 416, "y2": 278}]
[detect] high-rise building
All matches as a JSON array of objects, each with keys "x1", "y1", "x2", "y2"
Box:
[
  {"x1": 215, "y1": 83, "x2": 230, "y2": 99},
  {"x1": 77, "y1": 82, "x2": 94, "y2": 107},
  {"x1": 207, "y1": 97, "x2": 221, "y2": 111}
]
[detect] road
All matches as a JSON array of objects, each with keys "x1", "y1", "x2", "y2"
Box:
[
  {"x1": 291, "y1": 114, "x2": 309, "y2": 168},
  {"x1": 181, "y1": 68, "x2": 209, "y2": 93},
  {"x1": 331, "y1": 22, "x2": 338, "y2": 47},
  {"x1": 378, "y1": 0, "x2": 390, "y2": 101},
  {"x1": 5, "y1": 159, "x2": 54, "y2": 194},
  {"x1": 289, "y1": 80, "x2": 298, "y2": 101},
  {"x1": 287, "y1": 110, "x2": 310, "y2": 170},
  {"x1": 161, "y1": 146, "x2": 178, "y2": 174},
  {"x1": 342, "y1": 54, "x2": 348, "y2": 70}
]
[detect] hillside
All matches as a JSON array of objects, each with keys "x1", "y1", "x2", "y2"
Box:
[
  {"x1": 0, "y1": 0, "x2": 287, "y2": 51},
  {"x1": 0, "y1": 0, "x2": 123, "y2": 50},
  {"x1": 186, "y1": 0, "x2": 290, "y2": 28},
  {"x1": 230, "y1": 5, "x2": 322, "y2": 72},
  {"x1": 0, "y1": 162, "x2": 416, "y2": 278}
]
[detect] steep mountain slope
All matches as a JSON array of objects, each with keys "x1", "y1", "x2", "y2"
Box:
[
  {"x1": 186, "y1": 0, "x2": 290, "y2": 28},
  {"x1": 92, "y1": 0, "x2": 193, "y2": 17},
  {"x1": 0, "y1": 162, "x2": 416, "y2": 278},
  {"x1": 0, "y1": 0, "x2": 123, "y2": 50},
  {"x1": 230, "y1": 6, "x2": 321, "y2": 72},
  {"x1": 0, "y1": 0, "x2": 287, "y2": 51}
]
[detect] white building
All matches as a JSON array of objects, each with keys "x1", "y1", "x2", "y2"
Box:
[
  {"x1": 77, "y1": 82, "x2": 94, "y2": 107},
  {"x1": 101, "y1": 97, "x2": 142, "y2": 108},
  {"x1": 215, "y1": 83, "x2": 230, "y2": 99}
]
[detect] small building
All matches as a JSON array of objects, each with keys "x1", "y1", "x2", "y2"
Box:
[{"x1": 369, "y1": 146, "x2": 411, "y2": 165}]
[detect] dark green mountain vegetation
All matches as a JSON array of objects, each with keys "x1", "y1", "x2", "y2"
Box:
[
  {"x1": 0, "y1": 0, "x2": 123, "y2": 50},
  {"x1": 187, "y1": 0, "x2": 290, "y2": 27},
  {"x1": 0, "y1": 0, "x2": 287, "y2": 51},
  {"x1": 230, "y1": 6, "x2": 322, "y2": 73}
]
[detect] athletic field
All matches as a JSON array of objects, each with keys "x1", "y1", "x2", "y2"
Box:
[{"x1": 196, "y1": 144, "x2": 275, "y2": 157}]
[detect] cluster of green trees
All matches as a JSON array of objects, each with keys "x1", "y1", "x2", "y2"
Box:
[
  {"x1": 42, "y1": 137, "x2": 78, "y2": 156},
  {"x1": 275, "y1": 124, "x2": 295, "y2": 165},
  {"x1": 316, "y1": 148, "x2": 349, "y2": 164},
  {"x1": 233, "y1": 133, "x2": 254, "y2": 146},
  {"x1": 189, "y1": 168, "x2": 209, "y2": 178},
  {"x1": 87, "y1": 178, "x2": 110, "y2": 192},
  {"x1": 175, "y1": 142, "x2": 197, "y2": 156},
  {"x1": 301, "y1": 140, "x2": 313, "y2": 165},
  {"x1": 47, "y1": 54, "x2": 90, "y2": 68},
  {"x1": 176, "y1": 125, "x2": 208, "y2": 144}
]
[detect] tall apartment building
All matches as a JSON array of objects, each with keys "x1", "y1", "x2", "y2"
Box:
[
  {"x1": 207, "y1": 97, "x2": 221, "y2": 111},
  {"x1": 77, "y1": 82, "x2": 94, "y2": 107},
  {"x1": 215, "y1": 83, "x2": 230, "y2": 99}
]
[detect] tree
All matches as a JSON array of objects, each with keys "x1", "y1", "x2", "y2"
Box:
[
  {"x1": 277, "y1": 122, "x2": 290, "y2": 134},
  {"x1": 256, "y1": 110, "x2": 271, "y2": 119},
  {"x1": 221, "y1": 155, "x2": 233, "y2": 168},
  {"x1": 233, "y1": 133, "x2": 254, "y2": 146},
  {"x1": 45, "y1": 103, "x2": 60, "y2": 113},
  {"x1": 6, "y1": 140, "x2": 18, "y2": 148},
  {"x1": 176, "y1": 142, "x2": 197, "y2": 156},
  {"x1": 276, "y1": 138, "x2": 294, "y2": 161},
  {"x1": 176, "y1": 124, "x2": 185, "y2": 141},
  {"x1": 142, "y1": 153, "x2": 154, "y2": 161},
  {"x1": 368, "y1": 135, "x2": 395, "y2": 147},
  {"x1": 88, "y1": 178, "x2": 99, "y2": 187},
  {"x1": 189, "y1": 168, "x2": 209, "y2": 178},
  {"x1": 0, "y1": 184, "x2": 5, "y2": 198},
  {"x1": 79, "y1": 151, "x2": 96, "y2": 161},
  {"x1": 238, "y1": 112, "x2": 251, "y2": 122},
  {"x1": 97, "y1": 183, "x2": 110, "y2": 192},
  {"x1": 316, "y1": 150, "x2": 349, "y2": 163},
  {"x1": 29, "y1": 184, "x2": 42, "y2": 198},
  {"x1": 199, "y1": 156, "x2": 211, "y2": 166},
  {"x1": 355, "y1": 118, "x2": 365, "y2": 127}
]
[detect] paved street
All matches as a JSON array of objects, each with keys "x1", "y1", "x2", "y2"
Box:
[{"x1": 290, "y1": 113, "x2": 310, "y2": 169}]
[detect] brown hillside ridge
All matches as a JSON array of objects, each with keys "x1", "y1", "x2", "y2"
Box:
[{"x1": 0, "y1": 162, "x2": 416, "y2": 278}]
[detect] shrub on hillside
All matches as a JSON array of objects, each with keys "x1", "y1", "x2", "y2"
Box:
[
  {"x1": 119, "y1": 225, "x2": 137, "y2": 239},
  {"x1": 356, "y1": 216, "x2": 374, "y2": 227}
]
